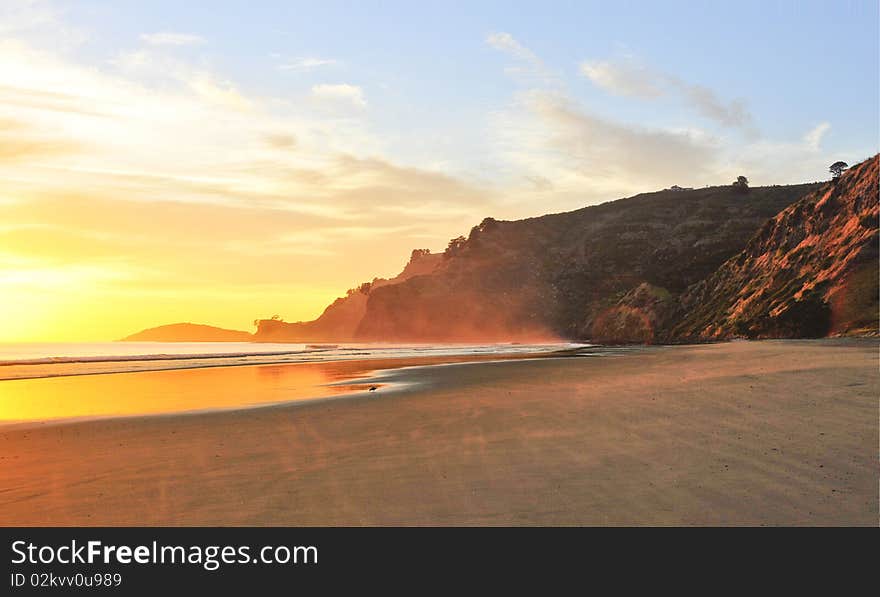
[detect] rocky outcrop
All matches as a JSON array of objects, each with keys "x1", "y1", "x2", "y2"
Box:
[
  {"x1": 671, "y1": 156, "x2": 878, "y2": 340},
  {"x1": 588, "y1": 283, "x2": 678, "y2": 344},
  {"x1": 253, "y1": 249, "x2": 442, "y2": 342}
]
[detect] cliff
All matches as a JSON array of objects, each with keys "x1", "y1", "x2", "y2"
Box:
[
  {"x1": 355, "y1": 182, "x2": 820, "y2": 342},
  {"x1": 132, "y1": 159, "x2": 878, "y2": 345},
  {"x1": 253, "y1": 249, "x2": 442, "y2": 342},
  {"x1": 671, "y1": 156, "x2": 878, "y2": 340}
]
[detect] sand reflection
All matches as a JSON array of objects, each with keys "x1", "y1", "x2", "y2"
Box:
[
  {"x1": 0, "y1": 353, "x2": 545, "y2": 424},
  {"x1": 0, "y1": 361, "x2": 377, "y2": 423}
]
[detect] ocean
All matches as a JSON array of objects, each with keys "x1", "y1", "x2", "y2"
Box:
[
  {"x1": 0, "y1": 341, "x2": 607, "y2": 424},
  {"x1": 0, "y1": 341, "x2": 588, "y2": 380}
]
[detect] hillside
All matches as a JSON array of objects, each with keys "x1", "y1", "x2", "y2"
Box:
[
  {"x1": 670, "y1": 156, "x2": 878, "y2": 340},
  {"x1": 254, "y1": 249, "x2": 442, "y2": 342},
  {"x1": 354, "y1": 182, "x2": 820, "y2": 342},
  {"x1": 121, "y1": 323, "x2": 253, "y2": 342},
  {"x1": 133, "y1": 164, "x2": 877, "y2": 345}
]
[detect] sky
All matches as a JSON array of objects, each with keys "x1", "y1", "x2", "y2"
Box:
[{"x1": 0, "y1": 0, "x2": 877, "y2": 341}]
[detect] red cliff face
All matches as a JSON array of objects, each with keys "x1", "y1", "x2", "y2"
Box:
[{"x1": 673, "y1": 156, "x2": 878, "y2": 340}]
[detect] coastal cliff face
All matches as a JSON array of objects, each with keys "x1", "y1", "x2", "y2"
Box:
[
  {"x1": 353, "y1": 183, "x2": 820, "y2": 342},
  {"x1": 254, "y1": 250, "x2": 442, "y2": 342},
  {"x1": 245, "y1": 158, "x2": 877, "y2": 345},
  {"x1": 670, "y1": 156, "x2": 878, "y2": 340}
]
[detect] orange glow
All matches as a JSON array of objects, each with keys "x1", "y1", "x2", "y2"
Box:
[
  {"x1": 0, "y1": 352, "x2": 547, "y2": 423},
  {"x1": 0, "y1": 361, "x2": 377, "y2": 423},
  {"x1": 0, "y1": 39, "x2": 488, "y2": 342},
  {"x1": 0, "y1": 191, "x2": 427, "y2": 341}
]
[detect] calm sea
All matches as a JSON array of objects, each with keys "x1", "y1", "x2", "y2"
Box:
[
  {"x1": 0, "y1": 341, "x2": 587, "y2": 380},
  {"x1": 0, "y1": 341, "x2": 600, "y2": 424}
]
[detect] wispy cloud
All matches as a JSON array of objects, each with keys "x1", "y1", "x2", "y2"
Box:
[
  {"x1": 579, "y1": 60, "x2": 664, "y2": 98},
  {"x1": 485, "y1": 39, "x2": 855, "y2": 206},
  {"x1": 0, "y1": 33, "x2": 492, "y2": 324},
  {"x1": 486, "y1": 32, "x2": 541, "y2": 65},
  {"x1": 493, "y1": 90, "x2": 720, "y2": 198},
  {"x1": 187, "y1": 72, "x2": 252, "y2": 110},
  {"x1": 278, "y1": 57, "x2": 339, "y2": 72},
  {"x1": 486, "y1": 31, "x2": 555, "y2": 85},
  {"x1": 727, "y1": 121, "x2": 840, "y2": 184},
  {"x1": 0, "y1": 130, "x2": 77, "y2": 162},
  {"x1": 804, "y1": 122, "x2": 831, "y2": 151},
  {"x1": 110, "y1": 48, "x2": 251, "y2": 110},
  {"x1": 140, "y1": 31, "x2": 205, "y2": 46},
  {"x1": 263, "y1": 133, "x2": 297, "y2": 150},
  {"x1": 311, "y1": 83, "x2": 367, "y2": 108},
  {"x1": 485, "y1": 39, "x2": 724, "y2": 200},
  {"x1": 580, "y1": 57, "x2": 755, "y2": 132},
  {"x1": 670, "y1": 80, "x2": 753, "y2": 130},
  {"x1": 0, "y1": 10, "x2": 864, "y2": 339},
  {"x1": 0, "y1": 0, "x2": 88, "y2": 48}
]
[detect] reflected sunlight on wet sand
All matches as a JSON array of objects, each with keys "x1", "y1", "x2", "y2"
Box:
[{"x1": 0, "y1": 353, "x2": 550, "y2": 424}]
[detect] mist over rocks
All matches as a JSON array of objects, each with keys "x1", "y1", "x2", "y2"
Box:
[
  {"x1": 344, "y1": 181, "x2": 822, "y2": 342},
  {"x1": 135, "y1": 158, "x2": 877, "y2": 345}
]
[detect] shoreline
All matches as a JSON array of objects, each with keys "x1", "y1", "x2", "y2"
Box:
[
  {"x1": 0, "y1": 342, "x2": 586, "y2": 382},
  {"x1": 1, "y1": 338, "x2": 876, "y2": 526},
  {"x1": 0, "y1": 349, "x2": 606, "y2": 428}
]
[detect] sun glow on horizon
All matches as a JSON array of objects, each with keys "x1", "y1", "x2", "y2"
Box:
[
  {"x1": 2, "y1": 281, "x2": 338, "y2": 342},
  {"x1": 0, "y1": 16, "x2": 484, "y2": 342}
]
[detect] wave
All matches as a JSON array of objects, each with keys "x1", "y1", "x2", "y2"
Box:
[
  {"x1": 0, "y1": 342, "x2": 594, "y2": 382},
  {"x1": 0, "y1": 348, "x2": 339, "y2": 367}
]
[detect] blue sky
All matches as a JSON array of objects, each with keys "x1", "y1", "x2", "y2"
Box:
[
  {"x1": 52, "y1": 0, "x2": 877, "y2": 168},
  {"x1": 0, "y1": 0, "x2": 877, "y2": 338}
]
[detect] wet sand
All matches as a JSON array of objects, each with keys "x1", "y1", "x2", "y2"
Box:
[
  {"x1": 0, "y1": 339, "x2": 876, "y2": 525},
  {"x1": 0, "y1": 352, "x2": 550, "y2": 423}
]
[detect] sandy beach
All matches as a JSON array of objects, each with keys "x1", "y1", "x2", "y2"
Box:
[{"x1": 0, "y1": 339, "x2": 876, "y2": 526}]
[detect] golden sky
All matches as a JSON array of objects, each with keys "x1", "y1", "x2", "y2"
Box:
[{"x1": 0, "y1": 35, "x2": 498, "y2": 341}]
